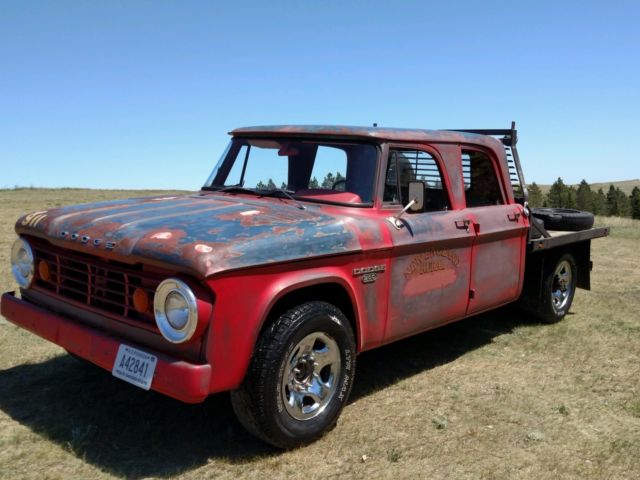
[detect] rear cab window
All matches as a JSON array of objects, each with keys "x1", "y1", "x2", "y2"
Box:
[{"x1": 462, "y1": 150, "x2": 505, "y2": 207}]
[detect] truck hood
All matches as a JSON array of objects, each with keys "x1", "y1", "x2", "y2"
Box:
[{"x1": 15, "y1": 193, "x2": 366, "y2": 277}]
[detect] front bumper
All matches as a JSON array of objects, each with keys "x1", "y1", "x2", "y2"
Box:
[{"x1": 1, "y1": 291, "x2": 211, "y2": 403}]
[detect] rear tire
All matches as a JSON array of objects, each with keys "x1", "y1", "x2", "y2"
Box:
[
  {"x1": 231, "y1": 301, "x2": 356, "y2": 449},
  {"x1": 536, "y1": 253, "x2": 577, "y2": 323}
]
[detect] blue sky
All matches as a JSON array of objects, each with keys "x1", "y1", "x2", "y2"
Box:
[{"x1": 1, "y1": 1, "x2": 638, "y2": 190}]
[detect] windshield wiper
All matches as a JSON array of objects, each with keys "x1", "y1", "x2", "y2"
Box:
[
  {"x1": 259, "y1": 188, "x2": 306, "y2": 210},
  {"x1": 203, "y1": 185, "x2": 306, "y2": 210},
  {"x1": 202, "y1": 185, "x2": 256, "y2": 194}
]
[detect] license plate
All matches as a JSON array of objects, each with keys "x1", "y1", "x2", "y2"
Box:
[{"x1": 112, "y1": 344, "x2": 157, "y2": 390}]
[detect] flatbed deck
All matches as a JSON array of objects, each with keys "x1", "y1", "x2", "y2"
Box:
[{"x1": 528, "y1": 227, "x2": 610, "y2": 252}]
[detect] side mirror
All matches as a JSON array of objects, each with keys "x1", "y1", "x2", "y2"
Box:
[
  {"x1": 408, "y1": 181, "x2": 424, "y2": 212},
  {"x1": 386, "y1": 181, "x2": 425, "y2": 230}
]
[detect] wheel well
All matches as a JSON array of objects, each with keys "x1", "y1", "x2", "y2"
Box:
[
  {"x1": 539, "y1": 244, "x2": 590, "y2": 290},
  {"x1": 519, "y1": 242, "x2": 591, "y2": 309},
  {"x1": 261, "y1": 283, "x2": 359, "y2": 347}
]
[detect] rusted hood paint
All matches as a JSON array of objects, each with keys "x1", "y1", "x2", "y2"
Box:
[{"x1": 15, "y1": 193, "x2": 364, "y2": 278}]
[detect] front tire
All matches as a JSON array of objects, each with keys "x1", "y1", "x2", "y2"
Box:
[{"x1": 231, "y1": 301, "x2": 356, "y2": 449}]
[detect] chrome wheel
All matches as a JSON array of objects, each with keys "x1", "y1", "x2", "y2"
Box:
[
  {"x1": 551, "y1": 260, "x2": 573, "y2": 313},
  {"x1": 282, "y1": 332, "x2": 341, "y2": 421},
  {"x1": 231, "y1": 301, "x2": 356, "y2": 448}
]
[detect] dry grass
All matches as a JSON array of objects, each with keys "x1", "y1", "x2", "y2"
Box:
[{"x1": 0, "y1": 189, "x2": 639, "y2": 480}]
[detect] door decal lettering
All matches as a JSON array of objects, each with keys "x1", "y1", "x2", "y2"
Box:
[{"x1": 404, "y1": 249, "x2": 459, "y2": 279}]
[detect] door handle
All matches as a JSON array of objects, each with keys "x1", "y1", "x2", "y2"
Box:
[
  {"x1": 507, "y1": 212, "x2": 521, "y2": 222},
  {"x1": 455, "y1": 219, "x2": 471, "y2": 233}
]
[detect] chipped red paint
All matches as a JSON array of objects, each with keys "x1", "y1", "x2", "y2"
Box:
[{"x1": 6, "y1": 123, "x2": 578, "y2": 402}]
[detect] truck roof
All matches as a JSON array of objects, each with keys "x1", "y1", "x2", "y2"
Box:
[{"x1": 230, "y1": 125, "x2": 504, "y2": 150}]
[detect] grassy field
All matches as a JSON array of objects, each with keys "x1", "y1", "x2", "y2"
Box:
[{"x1": 0, "y1": 189, "x2": 639, "y2": 480}]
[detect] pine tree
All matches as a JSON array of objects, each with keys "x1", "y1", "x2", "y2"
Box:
[
  {"x1": 266, "y1": 178, "x2": 277, "y2": 189},
  {"x1": 547, "y1": 177, "x2": 575, "y2": 208},
  {"x1": 576, "y1": 180, "x2": 593, "y2": 212},
  {"x1": 606, "y1": 185, "x2": 618, "y2": 215},
  {"x1": 605, "y1": 185, "x2": 631, "y2": 216},
  {"x1": 308, "y1": 176, "x2": 320, "y2": 188},
  {"x1": 546, "y1": 178, "x2": 565, "y2": 208},
  {"x1": 592, "y1": 188, "x2": 608, "y2": 215},
  {"x1": 321, "y1": 172, "x2": 336, "y2": 189},
  {"x1": 566, "y1": 186, "x2": 577, "y2": 209},
  {"x1": 631, "y1": 186, "x2": 640, "y2": 219},
  {"x1": 256, "y1": 180, "x2": 267, "y2": 189},
  {"x1": 616, "y1": 188, "x2": 631, "y2": 217},
  {"x1": 527, "y1": 182, "x2": 545, "y2": 207}
]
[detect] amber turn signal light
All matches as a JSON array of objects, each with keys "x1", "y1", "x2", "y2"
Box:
[
  {"x1": 38, "y1": 260, "x2": 51, "y2": 282},
  {"x1": 133, "y1": 287, "x2": 150, "y2": 313}
]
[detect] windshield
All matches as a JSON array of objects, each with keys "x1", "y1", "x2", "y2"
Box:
[{"x1": 203, "y1": 138, "x2": 379, "y2": 205}]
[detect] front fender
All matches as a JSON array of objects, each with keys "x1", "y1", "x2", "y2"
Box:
[{"x1": 202, "y1": 255, "x2": 388, "y2": 394}]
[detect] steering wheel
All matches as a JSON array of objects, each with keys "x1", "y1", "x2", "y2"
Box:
[{"x1": 331, "y1": 179, "x2": 346, "y2": 191}]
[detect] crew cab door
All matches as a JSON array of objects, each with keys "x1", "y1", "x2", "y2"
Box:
[
  {"x1": 382, "y1": 146, "x2": 474, "y2": 343},
  {"x1": 460, "y1": 148, "x2": 528, "y2": 314}
]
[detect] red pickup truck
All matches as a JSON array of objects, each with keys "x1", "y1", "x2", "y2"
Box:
[{"x1": 2, "y1": 124, "x2": 608, "y2": 448}]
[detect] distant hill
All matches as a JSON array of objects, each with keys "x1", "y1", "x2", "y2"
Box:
[{"x1": 536, "y1": 179, "x2": 640, "y2": 195}]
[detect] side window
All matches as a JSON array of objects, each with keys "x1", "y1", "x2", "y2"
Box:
[
  {"x1": 383, "y1": 149, "x2": 450, "y2": 212},
  {"x1": 462, "y1": 150, "x2": 504, "y2": 207}
]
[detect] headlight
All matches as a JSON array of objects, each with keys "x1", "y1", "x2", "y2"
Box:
[
  {"x1": 11, "y1": 237, "x2": 35, "y2": 288},
  {"x1": 153, "y1": 278, "x2": 198, "y2": 343}
]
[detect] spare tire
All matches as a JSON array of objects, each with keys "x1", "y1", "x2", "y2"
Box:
[{"x1": 531, "y1": 208, "x2": 594, "y2": 231}]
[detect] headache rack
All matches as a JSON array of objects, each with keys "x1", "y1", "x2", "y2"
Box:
[
  {"x1": 450, "y1": 121, "x2": 528, "y2": 205},
  {"x1": 450, "y1": 123, "x2": 610, "y2": 249}
]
